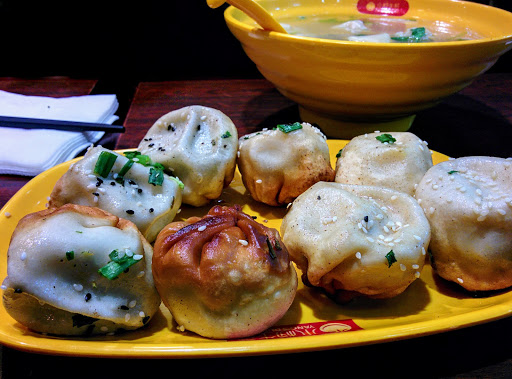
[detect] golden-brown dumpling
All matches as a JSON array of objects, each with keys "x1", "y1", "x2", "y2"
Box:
[
  {"x1": 152, "y1": 205, "x2": 297, "y2": 339},
  {"x1": 281, "y1": 182, "x2": 430, "y2": 302},
  {"x1": 138, "y1": 106, "x2": 238, "y2": 207},
  {"x1": 335, "y1": 131, "x2": 433, "y2": 196},
  {"x1": 237, "y1": 122, "x2": 335, "y2": 206},
  {"x1": 415, "y1": 156, "x2": 512, "y2": 292}
]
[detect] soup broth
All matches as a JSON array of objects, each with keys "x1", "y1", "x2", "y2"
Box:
[{"x1": 278, "y1": 15, "x2": 483, "y2": 43}]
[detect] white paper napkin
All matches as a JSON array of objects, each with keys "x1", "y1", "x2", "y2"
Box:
[{"x1": 0, "y1": 90, "x2": 119, "y2": 176}]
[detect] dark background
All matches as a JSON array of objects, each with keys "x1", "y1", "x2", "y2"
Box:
[{"x1": 0, "y1": 0, "x2": 511, "y2": 83}]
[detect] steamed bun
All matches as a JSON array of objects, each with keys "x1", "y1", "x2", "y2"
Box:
[
  {"x1": 152, "y1": 205, "x2": 297, "y2": 339},
  {"x1": 49, "y1": 146, "x2": 183, "y2": 243},
  {"x1": 415, "y1": 156, "x2": 512, "y2": 292},
  {"x1": 2, "y1": 204, "x2": 161, "y2": 335},
  {"x1": 281, "y1": 182, "x2": 430, "y2": 302},
  {"x1": 237, "y1": 122, "x2": 335, "y2": 206},
  {"x1": 335, "y1": 132, "x2": 433, "y2": 196},
  {"x1": 138, "y1": 106, "x2": 238, "y2": 207}
]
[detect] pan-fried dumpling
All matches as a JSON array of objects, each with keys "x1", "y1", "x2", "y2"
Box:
[
  {"x1": 2, "y1": 204, "x2": 161, "y2": 336},
  {"x1": 153, "y1": 205, "x2": 297, "y2": 339},
  {"x1": 335, "y1": 132, "x2": 433, "y2": 196},
  {"x1": 49, "y1": 146, "x2": 183, "y2": 243},
  {"x1": 237, "y1": 122, "x2": 335, "y2": 206},
  {"x1": 415, "y1": 156, "x2": 512, "y2": 292},
  {"x1": 137, "y1": 106, "x2": 238, "y2": 207},
  {"x1": 281, "y1": 182, "x2": 430, "y2": 302}
]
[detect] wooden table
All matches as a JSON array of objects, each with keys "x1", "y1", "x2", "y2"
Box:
[{"x1": 0, "y1": 75, "x2": 511, "y2": 378}]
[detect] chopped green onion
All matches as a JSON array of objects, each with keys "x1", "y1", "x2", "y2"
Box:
[
  {"x1": 336, "y1": 148, "x2": 343, "y2": 158},
  {"x1": 171, "y1": 176, "x2": 185, "y2": 189},
  {"x1": 448, "y1": 170, "x2": 459, "y2": 175},
  {"x1": 276, "y1": 122, "x2": 303, "y2": 133},
  {"x1": 117, "y1": 159, "x2": 134, "y2": 181},
  {"x1": 221, "y1": 131, "x2": 232, "y2": 138},
  {"x1": 94, "y1": 151, "x2": 117, "y2": 178},
  {"x1": 123, "y1": 151, "x2": 141, "y2": 160},
  {"x1": 376, "y1": 134, "x2": 396, "y2": 144},
  {"x1": 391, "y1": 27, "x2": 428, "y2": 43},
  {"x1": 385, "y1": 250, "x2": 397, "y2": 268},
  {"x1": 98, "y1": 249, "x2": 142, "y2": 280},
  {"x1": 65, "y1": 251, "x2": 75, "y2": 261},
  {"x1": 148, "y1": 167, "x2": 164, "y2": 186}
]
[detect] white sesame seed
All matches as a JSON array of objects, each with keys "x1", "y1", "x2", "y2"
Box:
[
  {"x1": 422, "y1": 247, "x2": 426, "y2": 256},
  {"x1": 355, "y1": 252, "x2": 362, "y2": 259},
  {"x1": 137, "y1": 270, "x2": 145, "y2": 278},
  {"x1": 139, "y1": 311, "x2": 146, "y2": 318},
  {"x1": 415, "y1": 271, "x2": 421, "y2": 278},
  {"x1": 413, "y1": 235, "x2": 422, "y2": 241},
  {"x1": 238, "y1": 239, "x2": 249, "y2": 246},
  {"x1": 73, "y1": 284, "x2": 83, "y2": 292},
  {"x1": 198, "y1": 225, "x2": 207, "y2": 232},
  {"x1": 412, "y1": 264, "x2": 420, "y2": 269},
  {"x1": 125, "y1": 314, "x2": 131, "y2": 322},
  {"x1": 457, "y1": 278, "x2": 464, "y2": 284},
  {"x1": 133, "y1": 254, "x2": 144, "y2": 260},
  {"x1": 4, "y1": 212, "x2": 11, "y2": 218},
  {"x1": 129, "y1": 300, "x2": 137, "y2": 308},
  {"x1": 255, "y1": 179, "x2": 263, "y2": 184},
  {"x1": 400, "y1": 264, "x2": 407, "y2": 271},
  {"x1": 390, "y1": 195, "x2": 397, "y2": 201},
  {"x1": 20, "y1": 252, "x2": 27, "y2": 261},
  {"x1": 101, "y1": 326, "x2": 109, "y2": 332},
  {"x1": 366, "y1": 236, "x2": 375, "y2": 243}
]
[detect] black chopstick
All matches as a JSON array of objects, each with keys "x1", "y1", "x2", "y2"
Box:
[{"x1": 0, "y1": 115, "x2": 125, "y2": 133}]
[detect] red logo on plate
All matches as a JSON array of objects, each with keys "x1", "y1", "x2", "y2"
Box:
[
  {"x1": 357, "y1": 0, "x2": 409, "y2": 16},
  {"x1": 239, "y1": 319, "x2": 363, "y2": 340}
]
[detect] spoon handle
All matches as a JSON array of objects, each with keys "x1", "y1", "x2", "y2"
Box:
[{"x1": 207, "y1": 0, "x2": 287, "y2": 33}]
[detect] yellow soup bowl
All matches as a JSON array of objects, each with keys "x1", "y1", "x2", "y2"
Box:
[{"x1": 223, "y1": 0, "x2": 512, "y2": 138}]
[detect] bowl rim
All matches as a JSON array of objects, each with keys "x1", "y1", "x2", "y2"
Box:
[{"x1": 224, "y1": 0, "x2": 512, "y2": 49}]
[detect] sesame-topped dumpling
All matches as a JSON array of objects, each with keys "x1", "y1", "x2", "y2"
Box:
[
  {"x1": 281, "y1": 182, "x2": 430, "y2": 302},
  {"x1": 49, "y1": 146, "x2": 183, "y2": 243},
  {"x1": 237, "y1": 122, "x2": 335, "y2": 206},
  {"x1": 153, "y1": 205, "x2": 297, "y2": 339},
  {"x1": 335, "y1": 132, "x2": 433, "y2": 196},
  {"x1": 2, "y1": 204, "x2": 161, "y2": 336},
  {"x1": 415, "y1": 156, "x2": 512, "y2": 292},
  {"x1": 137, "y1": 106, "x2": 238, "y2": 207}
]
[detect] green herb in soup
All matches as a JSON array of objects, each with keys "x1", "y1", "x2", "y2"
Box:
[{"x1": 278, "y1": 15, "x2": 482, "y2": 43}]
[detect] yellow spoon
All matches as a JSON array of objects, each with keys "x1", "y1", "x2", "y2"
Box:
[{"x1": 207, "y1": 0, "x2": 287, "y2": 33}]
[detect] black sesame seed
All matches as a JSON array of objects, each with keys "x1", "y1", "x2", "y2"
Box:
[
  {"x1": 119, "y1": 305, "x2": 129, "y2": 310},
  {"x1": 14, "y1": 288, "x2": 22, "y2": 293},
  {"x1": 197, "y1": 125, "x2": 201, "y2": 130},
  {"x1": 137, "y1": 188, "x2": 143, "y2": 194},
  {"x1": 110, "y1": 181, "x2": 116, "y2": 186},
  {"x1": 148, "y1": 143, "x2": 154, "y2": 147},
  {"x1": 142, "y1": 316, "x2": 150, "y2": 324},
  {"x1": 364, "y1": 215, "x2": 369, "y2": 222},
  {"x1": 126, "y1": 210, "x2": 135, "y2": 215},
  {"x1": 84, "y1": 293, "x2": 92, "y2": 302},
  {"x1": 92, "y1": 192, "x2": 100, "y2": 196},
  {"x1": 129, "y1": 180, "x2": 136, "y2": 185},
  {"x1": 317, "y1": 196, "x2": 321, "y2": 200},
  {"x1": 168, "y1": 125, "x2": 175, "y2": 131},
  {"x1": 149, "y1": 208, "x2": 154, "y2": 213},
  {"x1": 95, "y1": 178, "x2": 103, "y2": 187}
]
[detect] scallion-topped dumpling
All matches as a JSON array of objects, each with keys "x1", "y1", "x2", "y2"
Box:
[
  {"x1": 237, "y1": 122, "x2": 335, "y2": 206},
  {"x1": 281, "y1": 182, "x2": 430, "y2": 302},
  {"x1": 137, "y1": 106, "x2": 238, "y2": 207},
  {"x1": 335, "y1": 132, "x2": 433, "y2": 196},
  {"x1": 2, "y1": 204, "x2": 161, "y2": 336},
  {"x1": 49, "y1": 146, "x2": 183, "y2": 243},
  {"x1": 415, "y1": 156, "x2": 512, "y2": 292}
]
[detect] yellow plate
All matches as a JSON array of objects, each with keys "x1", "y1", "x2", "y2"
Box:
[{"x1": 0, "y1": 140, "x2": 511, "y2": 358}]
